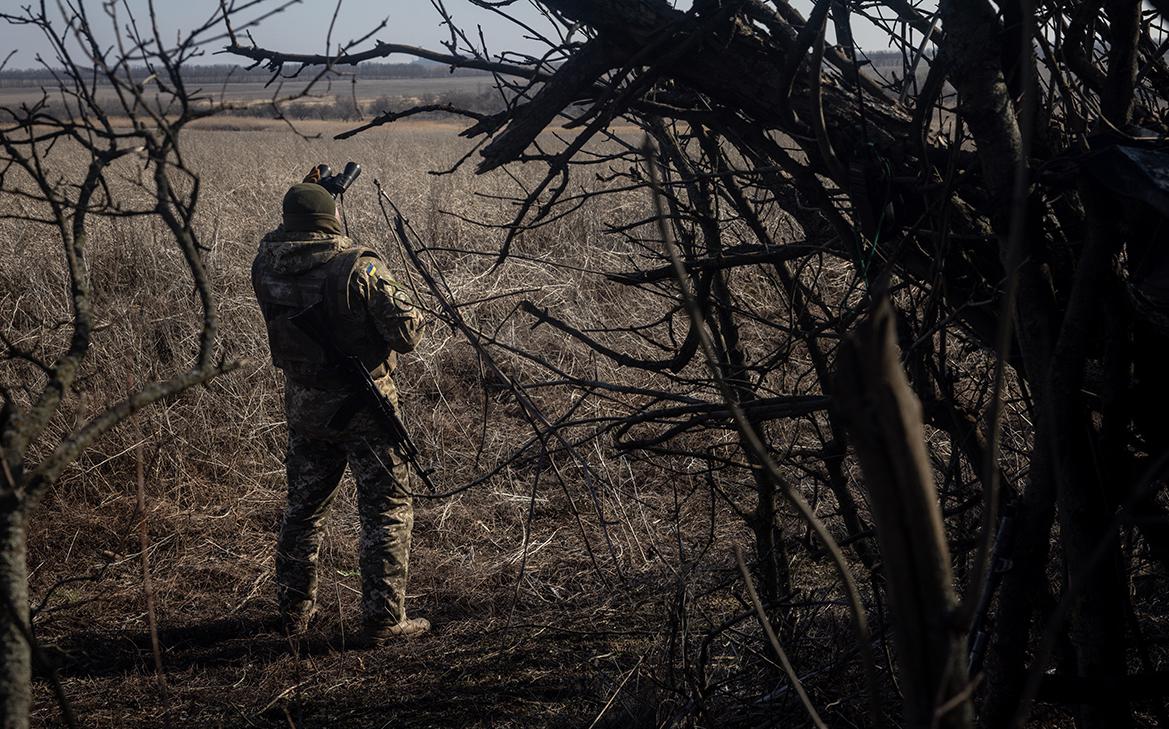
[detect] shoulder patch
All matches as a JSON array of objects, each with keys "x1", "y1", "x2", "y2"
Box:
[{"x1": 363, "y1": 262, "x2": 378, "y2": 277}]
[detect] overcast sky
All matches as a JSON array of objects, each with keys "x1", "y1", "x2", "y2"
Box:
[{"x1": 0, "y1": 0, "x2": 898, "y2": 71}]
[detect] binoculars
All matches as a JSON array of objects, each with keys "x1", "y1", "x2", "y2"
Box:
[{"x1": 315, "y1": 161, "x2": 362, "y2": 198}]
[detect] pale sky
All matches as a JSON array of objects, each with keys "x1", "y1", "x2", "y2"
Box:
[{"x1": 0, "y1": 0, "x2": 900, "y2": 71}]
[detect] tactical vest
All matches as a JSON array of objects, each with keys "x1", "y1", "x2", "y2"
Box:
[{"x1": 252, "y1": 246, "x2": 396, "y2": 389}]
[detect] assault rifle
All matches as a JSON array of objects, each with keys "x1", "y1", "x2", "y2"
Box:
[
  {"x1": 290, "y1": 306, "x2": 438, "y2": 495},
  {"x1": 342, "y1": 353, "x2": 439, "y2": 495}
]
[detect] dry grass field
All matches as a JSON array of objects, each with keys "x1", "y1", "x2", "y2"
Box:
[
  {"x1": 5, "y1": 3, "x2": 1169, "y2": 728},
  {"x1": 2, "y1": 114, "x2": 1109, "y2": 729},
  {"x1": 7, "y1": 104, "x2": 1147, "y2": 728},
  {"x1": 3, "y1": 120, "x2": 772, "y2": 728}
]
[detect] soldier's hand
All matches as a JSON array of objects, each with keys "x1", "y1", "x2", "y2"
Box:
[{"x1": 301, "y1": 164, "x2": 329, "y2": 183}]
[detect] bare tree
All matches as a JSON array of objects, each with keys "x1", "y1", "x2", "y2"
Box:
[
  {"x1": 226, "y1": 0, "x2": 1169, "y2": 725},
  {"x1": 0, "y1": 1, "x2": 317, "y2": 723},
  {"x1": 836, "y1": 296, "x2": 972, "y2": 729}
]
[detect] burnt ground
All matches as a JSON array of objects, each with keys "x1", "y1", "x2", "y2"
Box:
[
  {"x1": 32, "y1": 591, "x2": 657, "y2": 728},
  {"x1": 24, "y1": 454, "x2": 671, "y2": 729}
]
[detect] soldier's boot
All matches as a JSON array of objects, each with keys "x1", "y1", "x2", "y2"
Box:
[{"x1": 361, "y1": 616, "x2": 430, "y2": 645}]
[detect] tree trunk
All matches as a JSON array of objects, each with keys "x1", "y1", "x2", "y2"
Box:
[
  {"x1": 659, "y1": 125, "x2": 795, "y2": 610},
  {"x1": 1044, "y1": 179, "x2": 1133, "y2": 729},
  {"x1": 835, "y1": 299, "x2": 973, "y2": 729},
  {"x1": 0, "y1": 506, "x2": 31, "y2": 729},
  {"x1": 980, "y1": 434, "x2": 1056, "y2": 729}
]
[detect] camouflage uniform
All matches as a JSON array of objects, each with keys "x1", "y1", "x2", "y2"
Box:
[{"x1": 252, "y1": 228, "x2": 423, "y2": 631}]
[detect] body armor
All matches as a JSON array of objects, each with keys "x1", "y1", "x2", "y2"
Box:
[{"x1": 252, "y1": 241, "x2": 395, "y2": 389}]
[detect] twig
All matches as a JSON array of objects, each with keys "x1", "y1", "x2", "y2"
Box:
[
  {"x1": 586, "y1": 654, "x2": 645, "y2": 729},
  {"x1": 135, "y1": 426, "x2": 167, "y2": 700},
  {"x1": 644, "y1": 138, "x2": 881, "y2": 726},
  {"x1": 734, "y1": 545, "x2": 828, "y2": 729}
]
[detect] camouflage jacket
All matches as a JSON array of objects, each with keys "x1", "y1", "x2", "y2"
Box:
[{"x1": 252, "y1": 228, "x2": 423, "y2": 435}]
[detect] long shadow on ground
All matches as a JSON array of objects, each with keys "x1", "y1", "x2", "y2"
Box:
[
  {"x1": 37, "y1": 615, "x2": 311, "y2": 679},
  {"x1": 32, "y1": 611, "x2": 629, "y2": 728}
]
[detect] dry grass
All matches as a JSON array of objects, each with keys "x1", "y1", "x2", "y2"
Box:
[
  {"x1": 3, "y1": 122, "x2": 744, "y2": 728},
  {"x1": 3, "y1": 119, "x2": 1119, "y2": 728}
]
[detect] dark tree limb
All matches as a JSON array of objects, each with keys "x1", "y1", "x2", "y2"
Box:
[{"x1": 834, "y1": 297, "x2": 973, "y2": 729}]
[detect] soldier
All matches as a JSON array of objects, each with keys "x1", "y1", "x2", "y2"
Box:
[{"x1": 251, "y1": 174, "x2": 430, "y2": 642}]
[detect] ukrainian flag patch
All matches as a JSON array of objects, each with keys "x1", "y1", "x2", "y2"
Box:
[{"x1": 364, "y1": 262, "x2": 377, "y2": 277}]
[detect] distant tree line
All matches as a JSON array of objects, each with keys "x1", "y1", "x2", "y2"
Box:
[
  {"x1": 0, "y1": 60, "x2": 491, "y2": 87},
  {"x1": 219, "y1": 87, "x2": 506, "y2": 121}
]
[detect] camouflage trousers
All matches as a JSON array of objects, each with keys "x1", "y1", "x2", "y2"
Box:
[{"x1": 276, "y1": 422, "x2": 414, "y2": 628}]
